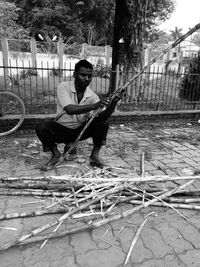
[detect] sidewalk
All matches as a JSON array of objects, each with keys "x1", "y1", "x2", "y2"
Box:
[{"x1": 1, "y1": 119, "x2": 200, "y2": 267}]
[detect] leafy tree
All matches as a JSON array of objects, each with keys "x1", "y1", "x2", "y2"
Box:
[
  {"x1": 11, "y1": 0, "x2": 115, "y2": 45},
  {"x1": 115, "y1": 0, "x2": 175, "y2": 70},
  {"x1": 110, "y1": 0, "x2": 175, "y2": 92},
  {"x1": 170, "y1": 26, "x2": 183, "y2": 41},
  {"x1": 169, "y1": 26, "x2": 183, "y2": 73},
  {"x1": 0, "y1": 0, "x2": 29, "y2": 39},
  {"x1": 191, "y1": 31, "x2": 200, "y2": 46},
  {"x1": 180, "y1": 52, "x2": 200, "y2": 101},
  {"x1": 11, "y1": 0, "x2": 82, "y2": 42}
]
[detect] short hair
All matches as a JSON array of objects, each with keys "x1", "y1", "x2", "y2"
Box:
[{"x1": 75, "y1": 59, "x2": 93, "y2": 72}]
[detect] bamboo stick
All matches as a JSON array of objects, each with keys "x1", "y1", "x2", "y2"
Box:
[{"x1": 0, "y1": 180, "x2": 193, "y2": 251}]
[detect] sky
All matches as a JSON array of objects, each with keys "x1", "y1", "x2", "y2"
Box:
[{"x1": 159, "y1": 0, "x2": 200, "y2": 33}]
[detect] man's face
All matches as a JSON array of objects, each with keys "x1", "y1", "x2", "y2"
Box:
[{"x1": 74, "y1": 67, "x2": 93, "y2": 89}]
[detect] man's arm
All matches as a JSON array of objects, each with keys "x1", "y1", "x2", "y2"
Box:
[
  {"x1": 63, "y1": 102, "x2": 101, "y2": 115},
  {"x1": 98, "y1": 92, "x2": 123, "y2": 121}
]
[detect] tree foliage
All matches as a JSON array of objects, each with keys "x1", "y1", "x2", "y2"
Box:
[
  {"x1": 9, "y1": 0, "x2": 174, "y2": 48},
  {"x1": 115, "y1": 0, "x2": 175, "y2": 70},
  {"x1": 10, "y1": 0, "x2": 115, "y2": 45},
  {"x1": 170, "y1": 26, "x2": 183, "y2": 41},
  {"x1": 0, "y1": 0, "x2": 29, "y2": 39}
]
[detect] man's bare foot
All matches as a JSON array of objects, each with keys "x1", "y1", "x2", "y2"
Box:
[
  {"x1": 64, "y1": 144, "x2": 77, "y2": 155},
  {"x1": 63, "y1": 144, "x2": 77, "y2": 161},
  {"x1": 89, "y1": 155, "x2": 105, "y2": 168},
  {"x1": 40, "y1": 151, "x2": 61, "y2": 171}
]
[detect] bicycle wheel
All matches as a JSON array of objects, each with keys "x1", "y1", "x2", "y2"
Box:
[{"x1": 0, "y1": 91, "x2": 25, "y2": 137}]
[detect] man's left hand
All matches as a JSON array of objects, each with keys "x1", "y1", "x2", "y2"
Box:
[{"x1": 112, "y1": 90, "x2": 124, "y2": 103}]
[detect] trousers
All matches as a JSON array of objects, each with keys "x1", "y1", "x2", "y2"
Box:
[{"x1": 35, "y1": 117, "x2": 109, "y2": 152}]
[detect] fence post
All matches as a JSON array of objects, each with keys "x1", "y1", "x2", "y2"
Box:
[
  {"x1": 105, "y1": 45, "x2": 111, "y2": 66},
  {"x1": 145, "y1": 46, "x2": 152, "y2": 72},
  {"x1": 115, "y1": 64, "x2": 120, "y2": 91},
  {"x1": 1, "y1": 38, "x2": 9, "y2": 77},
  {"x1": 81, "y1": 43, "x2": 88, "y2": 59},
  {"x1": 30, "y1": 37, "x2": 37, "y2": 68},
  {"x1": 57, "y1": 39, "x2": 64, "y2": 69}
]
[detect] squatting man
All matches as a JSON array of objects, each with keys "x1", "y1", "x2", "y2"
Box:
[{"x1": 35, "y1": 59, "x2": 123, "y2": 170}]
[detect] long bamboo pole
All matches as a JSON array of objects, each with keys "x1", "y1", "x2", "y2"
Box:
[
  {"x1": 59, "y1": 23, "x2": 200, "y2": 166},
  {"x1": 0, "y1": 180, "x2": 194, "y2": 251}
]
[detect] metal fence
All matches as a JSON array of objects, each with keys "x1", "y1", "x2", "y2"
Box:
[{"x1": 0, "y1": 64, "x2": 200, "y2": 115}]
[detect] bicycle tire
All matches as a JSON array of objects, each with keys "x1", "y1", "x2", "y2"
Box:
[{"x1": 0, "y1": 91, "x2": 25, "y2": 137}]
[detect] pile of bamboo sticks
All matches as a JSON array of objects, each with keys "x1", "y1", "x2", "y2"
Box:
[{"x1": 0, "y1": 168, "x2": 199, "y2": 254}]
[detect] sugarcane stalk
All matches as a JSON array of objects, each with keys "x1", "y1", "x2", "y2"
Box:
[
  {"x1": 49, "y1": 174, "x2": 200, "y2": 183},
  {"x1": 129, "y1": 200, "x2": 200, "y2": 210},
  {"x1": 166, "y1": 197, "x2": 200, "y2": 203},
  {"x1": 0, "y1": 180, "x2": 193, "y2": 251},
  {"x1": 111, "y1": 23, "x2": 200, "y2": 99},
  {"x1": 0, "y1": 189, "x2": 71, "y2": 197},
  {"x1": 124, "y1": 217, "x2": 149, "y2": 266},
  {"x1": 0, "y1": 182, "x2": 75, "y2": 191},
  {"x1": 3, "y1": 174, "x2": 200, "y2": 184},
  {"x1": 0, "y1": 185, "x2": 124, "y2": 251},
  {"x1": 0, "y1": 208, "x2": 67, "y2": 220}
]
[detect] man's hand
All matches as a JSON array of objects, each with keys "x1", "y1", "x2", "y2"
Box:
[
  {"x1": 93, "y1": 98, "x2": 110, "y2": 109},
  {"x1": 111, "y1": 90, "x2": 124, "y2": 103}
]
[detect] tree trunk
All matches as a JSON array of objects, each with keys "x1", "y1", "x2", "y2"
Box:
[{"x1": 109, "y1": 0, "x2": 125, "y2": 95}]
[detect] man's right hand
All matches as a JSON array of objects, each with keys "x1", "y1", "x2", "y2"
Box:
[{"x1": 93, "y1": 99, "x2": 110, "y2": 110}]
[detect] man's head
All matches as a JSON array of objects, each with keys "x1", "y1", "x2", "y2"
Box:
[{"x1": 74, "y1": 60, "x2": 93, "y2": 91}]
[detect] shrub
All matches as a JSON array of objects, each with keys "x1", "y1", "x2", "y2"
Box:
[
  {"x1": 180, "y1": 53, "x2": 200, "y2": 101},
  {"x1": 27, "y1": 68, "x2": 38, "y2": 76},
  {"x1": 93, "y1": 58, "x2": 111, "y2": 78},
  {"x1": 50, "y1": 67, "x2": 63, "y2": 77}
]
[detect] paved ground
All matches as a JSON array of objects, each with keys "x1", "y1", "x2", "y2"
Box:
[{"x1": 1, "y1": 119, "x2": 200, "y2": 267}]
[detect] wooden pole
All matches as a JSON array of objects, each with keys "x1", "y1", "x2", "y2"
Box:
[
  {"x1": 57, "y1": 38, "x2": 64, "y2": 70},
  {"x1": 1, "y1": 38, "x2": 9, "y2": 77},
  {"x1": 30, "y1": 37, "x2": 37, "y2": 68}
]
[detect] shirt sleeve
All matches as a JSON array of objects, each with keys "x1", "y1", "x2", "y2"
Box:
[
  {"x1": 57, "y1": 82, "x2": 72, "y2": 108},
  {"x1": 89, "y1": 92, "x2": 100, "y2": 104}
]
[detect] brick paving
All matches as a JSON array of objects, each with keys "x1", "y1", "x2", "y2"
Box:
[{"x1": 1, "y1": 119, "x2": 200, "y2": 266}]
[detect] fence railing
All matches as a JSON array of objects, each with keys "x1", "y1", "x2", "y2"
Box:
[{"x1": 0, "y1": 64, "x2": 200, "y2": 115}]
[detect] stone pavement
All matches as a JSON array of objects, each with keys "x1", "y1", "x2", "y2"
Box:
[{"x1": 1, "y1": 119, "x2": 200, "y2": 267}]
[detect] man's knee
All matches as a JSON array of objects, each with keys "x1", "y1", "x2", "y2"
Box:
[
  {"x1": 94, "y1": 119, "x2": 109, "y2": 129},
  {"x1": 35, "y1": 119, "x2": 53, "y2": 134}
]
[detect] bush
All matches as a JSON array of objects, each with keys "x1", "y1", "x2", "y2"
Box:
[
  {"x1": 50, "y1": 67, "x2": 63, "y2": 77},
  {"x1": 180, "y1": 53, "x2": 200, "y2": 101},
  {"x1": 93, "y1": 58, "x2": 111, "y2": 78}
]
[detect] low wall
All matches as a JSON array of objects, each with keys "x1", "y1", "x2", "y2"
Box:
[{"x1": 18, "y1": 110, "x2": 200, "y2": 133}]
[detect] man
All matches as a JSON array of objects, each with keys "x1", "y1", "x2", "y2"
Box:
[{"x1": 35, "y1": 59, "x2": 122, "y2": 170}]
